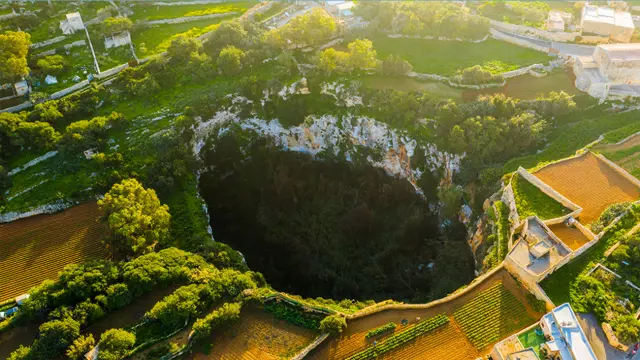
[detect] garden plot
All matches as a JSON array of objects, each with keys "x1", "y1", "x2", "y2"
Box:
[
  {"x1": 308, "y1": 268, "x2": 542, "y2": 359},
  {"x1": 548, "y1": 223, "x2": 592, "y2": 251},
  {"x1": 534, "y1": 152, "x2": 640, "y2": 225},
  {"x1": 511, "y1": 172, "x2": 570, "y2": 220},
  {"x1": 594, "y1": 133, "x2": 640, "y2": 180},
  {"x1": 186, "y1": 305, "x2": 316, "y2": 360},
  {"x1": 0, "y1": 203, "x2": 108, "y2": 302}
]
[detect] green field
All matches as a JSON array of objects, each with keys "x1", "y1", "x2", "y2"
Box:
[
  {"x1": 504, "y1": 110, "x2": 640, "y2": 172},
  {"x1": 369, "y1": 35, "x2": 550, "y2": 76},
  {"x1": 511, "y1": 173, "x2": 570, "y2": 220},
  {"x1": 128, "y1": 1, "x2": 251, "y2": 22}
]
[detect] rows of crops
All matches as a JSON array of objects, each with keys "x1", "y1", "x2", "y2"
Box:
[
  {"x1": 453, "y1": 282, "x2": 534, "y2": 349},
  {"x1": 346, "y1": 314, "x2": 449, "y2": 360},
  {"x1": 365, "y1": 322, "x2": 397, "y2": 338},
  {"x1": 0, "y1": 203, "x2": 109, "y2": 301}
]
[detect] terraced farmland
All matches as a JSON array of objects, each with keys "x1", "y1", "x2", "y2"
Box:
[
  {"x1": 453, "y1": 282, "x2": 535, "y2": 350},
  {"x1": 0, "y1": 203, "x2": 108, "y2": 301}
]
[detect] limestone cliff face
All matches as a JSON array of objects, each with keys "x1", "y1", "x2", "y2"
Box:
[{"x1": 192, "y1": 106, "x2": 462, "y2": 198}]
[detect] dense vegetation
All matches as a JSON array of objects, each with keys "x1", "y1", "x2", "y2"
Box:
[
  {"x1": 200, "y1": 136, "x2": 474, "y2": 301},
  {"x1": 511, "y1": 173, "x2": 569, "y2": 220}
]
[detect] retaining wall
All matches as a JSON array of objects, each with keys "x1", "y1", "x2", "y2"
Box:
[
  {"x1": 35, "y1": 40, "x2": 87, "y2": 57},
  {"x1": 387, "y1": 33, "x2": 489, "y2": 43},
  {"x1": 291, "y1": 333, "x2": 330, "y2": 360},
  {"x1": 594, "y1": 153, "x2": 640, "y2": 189},
  {"x1": 0, "y1": 101, "x2": 32, "y2": 113},
  {"x1": 490, "y1": 20, "x2": 579, "y2": 42},
  {"x1": 50, "y1": 80, "x2": 90, "y2": 100},
  {"x1": 30, "y1": 36, "x2": 66, "y2": 49},
  {"x1": 516, "y1": 167, "x2": 582, "y2": 212},
  {"x1": 344, "y1": 265, "x2": 506, "y2": 319},
  {"x1": 146, "y1": 11, "x2": 238, "y2": 25},
  {"x1": 490, "y1": 28, "x2": 549, "y2": 53}
]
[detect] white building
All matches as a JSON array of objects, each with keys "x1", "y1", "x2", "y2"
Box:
[
  {"x1": 13, "y1": 80, "x2": 29, "y2": 96},
  {"x1": 104, "y1": 31, "x2": 131, "y2": 49},
  {"x1": 581, "y1": 5, "x2": 635, "y2": 42},
  {"x1": 539, "y1": 304, "x2": 597, "y2": 360},
  {"x1": 548, "y1": 11, "x2": 566, "y2": 31},
  {"x1": 60, "y1": 12, "x2": 84, "y2": 35},
  {"x1": 574, "y1": 43, "x2": 640, "y2": 100}
]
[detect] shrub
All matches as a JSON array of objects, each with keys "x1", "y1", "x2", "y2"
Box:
[
  {"x1": 452, "y1": 65, "x2": 504, "y2": 85},
  {"x1": 382, "y1": 54, "x2": 412, "y2": 76},
  {"x1": 264, "y1": 302, "x2": 322, "y2": 330},
  {"x1": 98, "y1": 328, "x2": 136, "y2": 360},
  {"x1": 319, "y1": 314, "x2": 347, "y2": 334},
  {"x1": 37, "y1": 55, "x2": 67, "y2": 75},
  {"x1": 591, "y1": 202, "x2": 630, "y2": 234},
  {"x1": 192, "y1": 302, "x2": 242, "y2": 339},
  {"x1": 365, "y1": 322, "x2": 396, "y2": 338}
]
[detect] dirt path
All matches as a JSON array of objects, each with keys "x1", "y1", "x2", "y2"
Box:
[
  {"x1": 308, "y1": 268, "x2": 543, "y2": 359},
  {"x1": 0, "y1": 323, "x2": 39, "y2": 359},
  {"x1": 594, "y1": 133, "x2": 640, "y2": 153},
  {"x1": 534, "y1": 152, "x2": 640, "y2": 225}
]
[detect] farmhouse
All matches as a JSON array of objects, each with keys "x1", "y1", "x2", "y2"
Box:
[
  {"x1": 104, "y1": 31, "x2": 131, "y2": 49},
  {"x1": 573, "y1": 43, "x2": 640, "y2": 100},
  {"x1": 580, "y1": 5, "x2": 635, "y2": 42},
  {"x1": 60, "y1": 12, "x2": 84, "y2": 35}
]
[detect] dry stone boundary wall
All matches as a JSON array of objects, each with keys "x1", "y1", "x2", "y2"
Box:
[
  {"x1": 31, "y1": 36, "x2": 66, "y2": 49},
  {"x1": 146, "y1": 12, "x2": 238, "y2": 25},
  {"x1": 490, "y1": 28, "x2": 549, "y2": 53},
  {"x1": 490, "y1": 20, "x2": 580, "y2": 42}
]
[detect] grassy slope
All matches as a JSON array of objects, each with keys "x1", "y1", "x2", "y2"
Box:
[
  {"x1": 511, "y1": 173, "x2": 569, "y2": 220},
  {"x1": 370, "y1": 35, "x2": 550, "y2": 76},
  {"x1": 540, "y1": 207, "x2": 640, "y2": 306},
  {"x1": 128, "y1": 1, "x2": 251, "y2": 22},
  {"x1": 602, "y1": 121, "x2": 640, "y2": 144},
  {"x1": 504, "y1": 110, "x2": 640, "y2": 172}
]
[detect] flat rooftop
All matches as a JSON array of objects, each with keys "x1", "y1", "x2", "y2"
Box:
[
  {"x1": 599, "y1": 43, "x2": 640, "y2": 62},
  {"x1": 507, "y1": 218, "x2": 570, "y2": 275},
  {"x1": 541, "y1": 303, "x2": 597, "y2": 360}
]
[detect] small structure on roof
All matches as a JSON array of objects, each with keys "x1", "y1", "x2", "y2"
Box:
[
  {"x1": 547, "y1": 11, "x2": 572, "y2": 32},
  {"x1": 45, "y1": 75, "x2": 58, "y2": 85},
  {"x1": 60, "y1": 12, "x2": 84, "y2": 35},
  {"x1": 581, "y1": 5, "x2": 635, "y2": 42},
  {"x1": 13, "y1": 80, "x2": 29, "y2": 96},
  {"x1": 0, "y1": 307, "x2": 19, "y2": 320},
  {"x1": 104, "y1": 31, "x2": 131, "y2": 49}
]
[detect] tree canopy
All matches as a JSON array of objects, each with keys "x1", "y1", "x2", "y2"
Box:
[
  {"x1": 0, "y1": 31, "x2": 31, "y2": 82},
  {"x1": 98, "y1": 178, "x2": 171, "y2": 256}
]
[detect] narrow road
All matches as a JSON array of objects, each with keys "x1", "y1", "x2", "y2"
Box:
[
  {"x1": 273, "y1": 1, "x2": 320, "y2": 28},
  {"x1": 493, "y1": 29, "x2": 596, "y2": 57},
  {"x1": 577, "y1": 312, "x2": 637, "y2": 360}
]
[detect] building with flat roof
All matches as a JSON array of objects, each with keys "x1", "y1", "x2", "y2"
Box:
[
  {"x1": 574, "y1": 43, "x2": 640, "y2": 100},
  {"x1": 581, "y1": 5, "x2": 635, "y2": 42},
  {"x1": 60, "y1": 12, "x2": 84, "y2": 35},
  {"x1": 540, "y1": 303, "x2": 597, "y2": 360}
]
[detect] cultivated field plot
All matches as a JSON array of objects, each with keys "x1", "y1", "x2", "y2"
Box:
[
  {"x1": 378, "y1": 321, "x2": 478, "y2": 360},
  {"x1": 186, "y1": 305, "x2": 316, "y2": 360},
  {"x1": 548, "y1": 223, "x2": 592, "y2": 251},
  {"x1": 594, "y1": 133, "x2": 640, "y2": 180},
  {"x1": 534, "y1": 152, "x2": 640, "y2": 225},
  {"x1": 0, "y1": 203, "x2": 108, "y2": 302},
  {"x1": 308, "y1": 268, "x2": 541, "y2": 359},
  {"x1": 453, "y1": 282, "x2": 535, "y2": 350}
]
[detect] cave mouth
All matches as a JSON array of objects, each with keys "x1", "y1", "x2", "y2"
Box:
[{"x1": 199, "y1": 135, "x2": 475, "y2": 302}]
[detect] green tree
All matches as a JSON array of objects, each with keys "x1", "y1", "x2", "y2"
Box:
[
  {"x1": 448, "y1": 125, "x2": 466, "y2": 154},
  {"x1": 206, "y1": 20, "x2": 248, "y2": 52},
  {"x1": 7, "y1": 346, "x2": 31, "y2": 360},
  {"x1": 98, "y1": 178, "x2": 171, "y2": 256},
  {"x1": 98, "y1": 329, "x2": 136, "y2": 360},
  {"x1": 37, "y1": 55, "x2": 67, "y2": 75},
  {"x1": 347, "y1": 39, "x2": 377, "y2": 71},
  {"x1": 167, "y1": 34, "x2": 201, "y2": 63},
  {"x1": 382, "y1": 54, "x2": 412, "y2": 76},
  {"x1": 437, "y1": 184, "x2": 463, "y2": 219},
  {"x1": 319, "y1": 314, "x2": 347, "y2": 334},
  {"x1": 217, "y1": 45, "x2": 245, "y2": 76},
  {"x1": 316, "y1": 48, "x2": 349, "y2": 74},
  {"x1": 66, "y1": 334, "x2": 95, "y2": 360},
  {"x1": 31, "y1": 318, "x2": 81, "y2": 358},
  {"x1": 34, "y1": 101, "x2": 63, "y2": 124},
  {"x1": 0, "y1": 31, "x2": 31, "y2": 83},
  {"x1": 102, "y1": 17, "x2": 133, "y2": 36}
]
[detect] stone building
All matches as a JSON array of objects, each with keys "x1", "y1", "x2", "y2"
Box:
[
  {"x1": 580, "y1": 5, "x2": 635, "y2": 42},
  {"x1": 573, "y1": 43, "x2": 640, "y2": 100},
  {"x1": 104, "y1": 31, "x2": 131, "y2": 49},
  {"x1": 547, "y1": 11, "x2": 572, "y2": 32},
  {"x1": 60, "y1": 12, "x2": 84, "y2": 35}
]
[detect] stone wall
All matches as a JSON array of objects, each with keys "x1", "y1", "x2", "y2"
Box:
[
  {"x1": 0, "y1": 10, "x2": 17, "y2": 21},
  {"x1": 490, "y1": 19, "x2": 580, "y2": 42},
  {"x1": 30, "y1": 36, "x2": 66, "y2": 49},
  {"x1": 594, "y1": 153, "x2": 640, "y2": 189},
  {"x1": 0, "y1": 101, "x2": 32, "y2": 114},
  {"x1": 146, "y1": 11, "x2": 238, "y2": 25},
  {"x1": 49, "y1": 80, "x2": 90, "y2": 100},
  {"x1": 490, "y1": 29, "x2": 549, "y2": 53},
  {"x1": 516, "y1": 166, "x2": 582, "y2": 214},
  {"x1": 387, "y1": 33, "x2": 489, "y2": 43},
  {"x1": 35, "y1": 40, "x2": 87, "y2": 57},
  {"x1": 290, "y1": 334, "x2": 330, "y2": 360}
]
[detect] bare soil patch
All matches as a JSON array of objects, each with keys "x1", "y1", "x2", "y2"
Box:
[
  {"x1": 0, "y1": 203, "x2": 109, "y2": 302},
  {"x1": 534, "y1": 152, "x2": 640, "y2": 224},
  {"x1": 186, "y1": 305, "x2": 316, "y2": 360},
  {"x1": 548, "y1": 223, "x2": 592, "y2": 251},
  {"x1": 308, "y1": 268, "x2": 542, "y2": 359}
]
